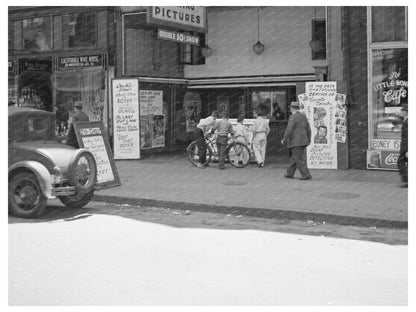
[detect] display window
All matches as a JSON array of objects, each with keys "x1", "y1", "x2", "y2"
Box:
[
  {"x1": 370, "y1": 48, "x2": 407, "y2": 150},
  {"x1": 18, "y1": 71, "x2": 52, "y2": 112},
  {"x1": 249, "y1": 87, "x2": 296, "y2": 120},
  {"x1": 371, "y1": 7, "x2": 407, "y2": 43},
  {"x1": 55, "y1": 67, "x2": 107, "y2": 136}
]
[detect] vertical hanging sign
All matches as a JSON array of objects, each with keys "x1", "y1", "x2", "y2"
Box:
[{"x1": 112, "y1": 79, "x2": 140, "y2": 159}]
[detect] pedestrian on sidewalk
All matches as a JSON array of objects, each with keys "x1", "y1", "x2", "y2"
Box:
[
  {"x1": 252, "y1": 104, "x2": 270, "y2": 167},
  {"x1": 212, "y1": 112, "x2": 235, "y2": 170},
  {"x1": 66, "y1": 101, "x2": 89, "y2": 148},
  {"x1": 398, "y1": 104, "x2": 408, "y2": 188},
  {"x1": 194, "y1": 111, "x2": 220, "y2": 168},
  {"x1": 281, "y1": 101, "x2": 312, "y2": 180}
]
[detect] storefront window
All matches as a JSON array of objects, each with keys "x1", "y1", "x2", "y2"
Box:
[
  {"x1": 370, "y1": 48, "x2": 407, "y2": 147},
  {"x1": 61, "y1": 12, "x2": 96, "y2": 48},
  {"x1": 55, "y1": 68, "x2": 107, "y2": 136},
  {"x1": 249, "y1": 88, "x2": 295, "y2": 120},
  {"x1": 371, "y1": 7, "x2": 406, "y2": 43},
  {"x1": 22, "y1": 17, "x2": 51, "y2": 51}
]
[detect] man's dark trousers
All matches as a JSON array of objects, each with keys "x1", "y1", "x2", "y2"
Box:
[
  {"x1": 194, "y1": 128, "x2": 207, "y2": 164},
  {"x1": 216, "y1": 135, "x2": 228, "y2": 168},
  {"x1": 287, "y1": 146, "x2": 311, "y2": 178}
]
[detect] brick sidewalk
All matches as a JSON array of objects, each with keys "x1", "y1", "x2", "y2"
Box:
[{"x1": 93, "y1": 154, "x2": 408, "y2": 228}]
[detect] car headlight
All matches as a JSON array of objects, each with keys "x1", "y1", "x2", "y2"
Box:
[{"x1": 51, "y1": 166, "x2": 64, "y2": 184}]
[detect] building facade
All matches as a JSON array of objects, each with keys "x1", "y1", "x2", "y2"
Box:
[{"x1": 8, "y1": 6, "x2": 408, "y2": 169}]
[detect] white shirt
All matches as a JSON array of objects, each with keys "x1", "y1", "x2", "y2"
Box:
[{"x1": 197, "y1": 116, "x2": 216, "y2": 132}]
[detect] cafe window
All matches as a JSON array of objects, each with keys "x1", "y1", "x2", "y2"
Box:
[
  {"x1": 370, "y1": 48, "x2": 407, "y2": 145},
  {"x1": 61, "y1": 12, "x2": 96, "y2": 48},
  {"x1": 371, "y1": 7, "x2": 407, "y2": 43},
  {"x1": 21, "y1": 17, "x2": 51, "y2": 52}
]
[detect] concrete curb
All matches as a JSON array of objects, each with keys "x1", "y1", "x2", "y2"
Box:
[{"x1": 93, "y1": 194, "x2": 408, "y2": 229}]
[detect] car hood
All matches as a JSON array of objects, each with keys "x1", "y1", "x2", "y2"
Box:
[{"x1": 12, "y1": 141, "x2": 79, "y2": 171}]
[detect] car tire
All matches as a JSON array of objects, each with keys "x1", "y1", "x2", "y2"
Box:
[
  {"x1": 58, "y1": 190, "x2": 94, "y2": 208},
  {"x1": 68, "y1": 151, "x2": 97, "y2": 195},
  {"x1": 9, "y1": 172, "x2": 47, "y2": 218}
]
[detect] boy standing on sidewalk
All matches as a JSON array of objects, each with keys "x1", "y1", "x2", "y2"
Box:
[{"x1": 213, "y1": 112, "x2": 235, "y2": 170}]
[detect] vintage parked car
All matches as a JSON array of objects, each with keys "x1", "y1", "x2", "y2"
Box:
[{"x1": 8, "y1": 107, "x2": 97, "y2": 218}]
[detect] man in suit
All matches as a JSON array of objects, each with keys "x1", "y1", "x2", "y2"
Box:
[
  {"x1": 66, "y1": 101, "x2": 89, "y2": 148},
  {"x1": 397, "y1": 104, "x2": 408, "y2": 188},
  {"x1": 281, "y1": 101, "x2": 312, "y2": 180}
]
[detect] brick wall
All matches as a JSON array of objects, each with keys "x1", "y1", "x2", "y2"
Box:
[{"x1": 343, "y1": 7, "x2": 369, "y2": 169}]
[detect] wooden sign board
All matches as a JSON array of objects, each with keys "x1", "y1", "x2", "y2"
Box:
[{"x1": 74, "y1": 121, "x2": 121, "y2": 189}]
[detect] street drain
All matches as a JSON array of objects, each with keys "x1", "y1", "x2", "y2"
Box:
[
  {"x1": 318, "y1": 192, "x2": 360, "y2": 200},
  {"x1": 223, "y1": 181, "x2": 248, "y2": 186}
]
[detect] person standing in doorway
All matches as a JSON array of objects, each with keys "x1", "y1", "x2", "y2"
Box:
[
  {"x1": 66, "y1": 101, "x2": 89, "y2": 148},
  {"x1": 397, "y1": 104, "x2": 408, "y2": 188},
  {"x1": 194, "y1": 111, "x2": 220, "y2": 168},
  {"x1": 281, "y1": 101, "x2": 312, "y2": 180},
  {"x1": 252, "y1": 104, "x2": 270, "y2": 167}
]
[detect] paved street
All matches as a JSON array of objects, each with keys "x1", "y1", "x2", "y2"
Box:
[{"x1": 9, "y1": 202, "x2": 408, "y2": 306}]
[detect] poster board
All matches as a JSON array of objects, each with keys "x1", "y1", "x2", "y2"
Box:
[
  {"x1": 139, "y1": 90, "x2": 166, "y2": 149},
  {"x1": 74, "y1": 121, "x2": 121, "y2": 189},
  {"x1": 112, "y1": 79, "x2": 141, "y2": 159},
  {"x1": 303, "y1": 82, "x2": 338, "y2": 169}
]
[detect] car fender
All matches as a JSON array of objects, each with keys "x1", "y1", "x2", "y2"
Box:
[{"x1": 8, "y1": 161, "x2": 53, "y2": 199}]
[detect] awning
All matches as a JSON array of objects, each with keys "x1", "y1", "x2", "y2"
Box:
[{"x1": 187, "y1": 74, "x2": 317, "y2": 89}]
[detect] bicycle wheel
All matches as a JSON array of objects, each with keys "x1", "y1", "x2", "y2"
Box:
[
  {"x1": 186, "y1": 141, "x2": 212, "y2": 166},
  {"x1": 227, "y1": 142, "x2": 251, "y2": 168}
]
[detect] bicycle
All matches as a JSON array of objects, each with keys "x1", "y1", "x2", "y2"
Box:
[{"x1": 186, "y1": 134, "x2": 251, "y2": 168}]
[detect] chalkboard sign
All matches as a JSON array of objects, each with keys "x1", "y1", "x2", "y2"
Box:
[{"x1": 74, "y1": 121, "x2": 121, "y2": 189}]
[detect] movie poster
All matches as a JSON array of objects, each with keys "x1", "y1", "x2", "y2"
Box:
[
  {"x1": 139, "y1": 90, "x2": 165, "y2": 148},
  {"x1": 304, "y1": 82, "x2": 338, "y2": 169}
]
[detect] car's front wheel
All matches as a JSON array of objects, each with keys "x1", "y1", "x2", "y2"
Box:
[
  {"x1": 9, "y1": 172, "x2": 47, "y2": 218},
  {"x1": 58, "y1": 190, "x2": 94, "y2": 209}
]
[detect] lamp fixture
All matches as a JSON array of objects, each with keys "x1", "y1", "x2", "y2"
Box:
[
  {"x1": 253, "y1": 7, "x2": 265, "y2": 55},
  {"x1": 201, "y1": 16, "x2": 212, "y2": 58}
]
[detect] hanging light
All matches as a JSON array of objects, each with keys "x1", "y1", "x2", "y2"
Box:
[
  {"x1": 309, "y1": 7, "x2": 322, "y2": 52},
  {"x1": 201, "y1": 15, "x2": 212, "y2": 58},
  {"x1": 253, "y1": 7, "x2": 265, "y2": 55}
]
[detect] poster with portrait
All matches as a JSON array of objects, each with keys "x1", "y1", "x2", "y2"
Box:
[
  {"x1": 304, "y1": 82, "x2": 338, "y2": 169},
  {"x1": 139, "y1": 90, "x2": 165, "y2": 148},
  {"x1": 334, "y1": 93, "x2": 347, "y2": 143},
  {"x1": 184, "y1": 100, "x2": 198, "y2": 132},
  {"x1": 152, "y1": 114, "x2": 165, "y2": 148}
]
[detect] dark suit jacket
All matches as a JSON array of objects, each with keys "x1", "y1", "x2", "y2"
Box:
[
  {"x1": 66, "y1": 111, "x2": 90, "y2": 148},
  {"x1": 282, "y1": 111, "x2": 311, "y2": 148},
  {"x1": 400, "y1": 118, "x2": 408, "y2": 153}
]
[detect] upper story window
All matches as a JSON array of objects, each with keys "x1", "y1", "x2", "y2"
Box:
[
  {"x1": 22, "y1": 17, "x2": 51, "y2": 52},
  {"x1": 179, "y1": 33, "x2": 205, "y2": 65},
  {"x1": 62, "y1": 12, "x2": 96, "y2": 48},
  {"x1": 371, "y1": 6, "x2": 407, "y2": 43},
  {"x1": 311, "y1": 19, "x2": 326, "y2": 60}
]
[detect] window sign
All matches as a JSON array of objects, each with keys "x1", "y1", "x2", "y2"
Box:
[
  {"x1": 147, "y1": 6, "x2": 206, "y2": 32},
  {"x1": 140, "y1": 90, "x2": 165, "y2": 149}
]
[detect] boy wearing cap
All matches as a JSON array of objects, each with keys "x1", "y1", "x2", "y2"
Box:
[
  {"x1": 281, "y1": 101, "x2": 312, "y2": 180},
  {"x1": 66, "y1": 101, "x2": 89, "y2": 148}
]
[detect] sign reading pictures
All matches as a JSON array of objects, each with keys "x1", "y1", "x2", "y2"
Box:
[
  {"x1": 112, "y1": 79, "x2": 141, "y2": 159},
  {"x1": 147, "y1": 6, "x2": 206, "y2": 32},
  {"x1": 58, "y1": 55, "x2": 102, "y2": 69},
  {"x1": 74, "y1": 121, "x2": 121, "y2": 188},
  {"x1": 157, "y1": 29, "x2": 200, "y2": 46}
]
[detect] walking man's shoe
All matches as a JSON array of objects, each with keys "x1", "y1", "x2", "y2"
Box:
[
  {"x1": 284, "y1": 174, "x2": 294, "y2": 179},
  {"x1": 400, "y1": 183, "x2": 408, "y2": 188},
  {"x1": 299, "y1": 176, "x2": 312, "y2": 180},
  {"x1": 196, "y1": 163, "x2": 206, "y2": 169},
  {"x1": 219, "y1": 166, "x2": 226, "y2": 170}
]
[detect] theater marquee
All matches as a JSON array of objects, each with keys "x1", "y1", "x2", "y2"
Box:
[{"x1": 147, "y1": 6, "x2": 207, "y2": 33}]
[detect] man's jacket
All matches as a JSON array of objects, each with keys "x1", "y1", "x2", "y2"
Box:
[{"x1": 282, "y1": 111, "x2": 311, "y2": 148}]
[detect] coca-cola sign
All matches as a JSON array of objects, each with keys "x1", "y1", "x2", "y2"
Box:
[{"x1": 367, "y1": 150, "x2": 399, "y2": 170}]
